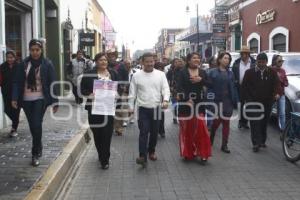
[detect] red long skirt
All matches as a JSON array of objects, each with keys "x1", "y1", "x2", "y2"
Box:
[{"x1": 179, "y1": 115, "x2": 212, "y2": 160}]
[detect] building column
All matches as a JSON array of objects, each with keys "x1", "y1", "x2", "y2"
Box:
[
  {"x1": 45, "y1": 0, "x2": 63, "y2": 95},
  {"x1": 0, "y1": 0, "x2": 5, "y2": 63},
  {"x1": 32, "y1": 0, "x2": 40, "y2": 38},
  {"x1": 0, "y1": 0, "x2": 7, "y2": 129},
  {"x1": 21, "y1": 13, "x2": 32, "y2": 58}
]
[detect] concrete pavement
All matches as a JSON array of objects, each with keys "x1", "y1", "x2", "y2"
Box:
[
  {"x1": 60, "y1": 110, "x2": 300, "y2": 200},
  {"x1": 0, "y1": 100, "x2": 88, "y2": 200}
]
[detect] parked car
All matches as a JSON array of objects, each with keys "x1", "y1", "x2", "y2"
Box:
[
  {"x1": 229, "y1": 52, "x2": 240, "y2": 68},
  {"x1": 263, "y1": 52, "x2": 300, "y2": 120}
]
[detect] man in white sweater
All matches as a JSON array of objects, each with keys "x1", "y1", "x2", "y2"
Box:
[{"x1": 129, "y1": 53, "x2": 170, "y2": 167}]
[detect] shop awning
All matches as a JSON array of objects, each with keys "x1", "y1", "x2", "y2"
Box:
[{"x1": 179, "y1": 33, "x2": 213, "y2": 43}]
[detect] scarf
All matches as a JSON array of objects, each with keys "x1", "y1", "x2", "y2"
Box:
[{"x1": 27, "y1": 57, "x2": 42, "y2": 91}]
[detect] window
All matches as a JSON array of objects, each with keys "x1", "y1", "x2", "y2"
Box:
[
  {"x1": 273, "y1": 33, "x2": 286, "y2": 52},
  {"x1": 249, "y1": 38, "x2": 258, "y2": 53},
  {"x1": 5, "y1": 14, "x2": 22, "y2": 60}
]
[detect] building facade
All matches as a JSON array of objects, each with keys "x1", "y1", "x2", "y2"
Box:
[
  {"x1": 60, "y1": 0, "x2": 116, "y2": 78},
  {"x1": 215, "y1": 0, "x2": 300, "y2": 53},
  {"x1": 177, "y1": 16, "x2": 213, "y2": 60},
  {"x1": 0, "y1": 0, "x2": 61, "y2": 128},
  {"x1": 242, "y1": 0, "x2": 300, "y2": 52},
  {"x1": 155, "y1": 28, "x2": 184, "y2": 60}
]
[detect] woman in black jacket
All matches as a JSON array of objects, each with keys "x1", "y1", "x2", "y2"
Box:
[
  {"x1": 176, "y1": 52, "x2": 212, "y2": 163},
  {"x1": 11, "y1": 39, "x2": 59, "y2": 166},
  {"x1": 80, "y1": 53, "x2": 118, "y2": 170},
  {"x1": 0, "y1": 51, "x2": 21, "y2": 137}
]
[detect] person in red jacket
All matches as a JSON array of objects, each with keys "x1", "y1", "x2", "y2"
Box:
[{"x1": 272, "y1": 55, "x2": 289, "y2": 133}]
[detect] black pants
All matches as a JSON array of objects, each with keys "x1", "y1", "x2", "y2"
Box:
[
  {"x1": 72, "y1": 83, "x2": 83, "y2": 104},
  {"x1": 248, "y1": 103, "x2": 272, "y2": 146},
  {"x1": 23, "y1": 100, "x2": 46, "y2": 156},
  {"x1": 159, "y1": 110, "x2": 165, "y2": 135},
  {"x1": 239, "y1": 100, "x2": 248, "y2": 125},
  {"x1": 88, "y1": 112, "x2": 114, "y2": 165},
  {"x1": 3, "y1": 98, "x2": 21, "y2": 130},
  {"x1": 138, "y1": 107, "x2": 159, "y2": 160}
]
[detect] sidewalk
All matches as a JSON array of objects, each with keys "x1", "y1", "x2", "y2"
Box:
[
  {"x1": 0, "y1": 100, "x2": 87, "y2": 200},
  {"x1": 61, "y1": 110, "x2": 300, "y2": 200}
]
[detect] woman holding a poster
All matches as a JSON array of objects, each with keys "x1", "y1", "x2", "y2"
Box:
[{"x1": 81, "y1": 52, "x2": 118, "y2": 170}]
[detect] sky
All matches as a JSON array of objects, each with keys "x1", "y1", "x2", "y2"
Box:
[{"x1": 60, "y1": 0, "x2": 215, "y2": 53}]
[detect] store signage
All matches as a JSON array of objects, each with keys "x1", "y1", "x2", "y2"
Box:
[
  {"x1": 213, "y1": 24, "x2": 226, "y2": 33},
  {"x1": 105, "y1": 32, "x2": 116, "y2": 42},
  {"x1": 215, "y1": 6, "x2": 228, "y2": 14},
  {"x1": 79, "y1": 33, "x2": 95, "y2": 46},
  {"x1": 229, "y1": 5, "x2": 240, "y2": 22},
  {"x1": 215, "y1": 13, "x2": 228, "y2": 22},
  {"x1": 256, "y1": 9, "x2": 276, "y2": 25},
  {"x1": 212, "y1": 37, "x2": 226, "y2": 47}
]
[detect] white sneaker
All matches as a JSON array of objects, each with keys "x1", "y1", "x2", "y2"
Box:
[
  {"x1": 10, "y1": 130, "x2": 18, "y2": 138},
  {"x1": 122, "y1": 122, "x2": 128, "y2": 127},
  {"x1": 130, "y1": 119, "x2": 135, "y2": 124}
]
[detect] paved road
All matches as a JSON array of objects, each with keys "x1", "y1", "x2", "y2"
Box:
[
  {"x1": 61, "y1": 110, "x2": 300, "y2": 200},
  {"x1": 0, "y1": 100, "x2": 87, "y2": 200}
]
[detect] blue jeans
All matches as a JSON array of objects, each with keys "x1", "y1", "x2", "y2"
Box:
[
  {"x1": 23, "y1": 99, "x2": 46, "y2": 156},
  {"x1": 138, "y1": 107, "x2": 159, "y2": 160},
  {"x1": 277, "y1": 95, "x2": 286, "y2": 131}
]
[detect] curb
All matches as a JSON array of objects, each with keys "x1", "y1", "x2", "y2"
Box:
[{"x1": 24, "y1": 125, "x2": 91, "y2": 200}]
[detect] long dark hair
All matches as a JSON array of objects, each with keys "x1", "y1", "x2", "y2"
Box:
[
  {"x1": 216, "y1": 52, "x2": 232, "y2": 68},
  {"x1": 27, "y1": 39, "x2": 43, "y2": 91},
  {"x1": 185, "y1": 52, "x2": 201, "y2": 68},
  {"x1": 272, "y1": 54, "x2": 281, "y2": 66},
  {"x1": 6, "y1": 50, "x2": 16, "y2": 58},
  {"x1": 5, "y1": 50, "x2": 17, "y2": 65}
]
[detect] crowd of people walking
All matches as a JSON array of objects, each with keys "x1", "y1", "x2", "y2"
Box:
[{"x1": 1, "y1": 39, "x2": 288, "y2": 169}]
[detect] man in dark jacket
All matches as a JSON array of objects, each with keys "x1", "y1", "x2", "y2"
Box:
[
  {"x1": 232, "y1": 45, "x2": 256, "y2": 129},
  {"x1": 117, "y1": 59, "x2": 132, "y2": 128},
  {"x1": 241, "y1": 53, "x2": 279, "y2": 152},
  {"x1": 166, "y1": 58, "x2": 183, "y2": 124}
]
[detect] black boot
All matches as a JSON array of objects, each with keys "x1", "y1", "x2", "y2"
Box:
[
  {"x1": 221, "y1": 140, "x2": 230, "y2": 153},
  {"x1": 32, "y1": 156, "x2": 40, "y2": 167}
]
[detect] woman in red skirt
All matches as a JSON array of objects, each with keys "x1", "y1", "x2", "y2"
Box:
[{"x1": 176, "y1": 52, "x2": 212, "y2": 164}]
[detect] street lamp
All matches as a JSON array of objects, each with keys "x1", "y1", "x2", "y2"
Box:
[{"x1": 186, "y1": 1, "x2": 200, "y2": 54}]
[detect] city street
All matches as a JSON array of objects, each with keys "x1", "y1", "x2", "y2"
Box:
[
  {"x1": 59, "y1": 111, "x2": 300, "y2": 200},
  {"x1": 1, "y1": 1, "x2": 300, "y2": 200}
]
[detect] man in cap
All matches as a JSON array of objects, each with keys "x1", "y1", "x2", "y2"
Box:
[
  {"x1": 232, "y1": 45, "x2": 256, "y2": 129},
  {"x1": 241, "y1": 52, "x2": 279, "y2": 152},
  {"x1": 107, "y1": 48, "x2": 120, "y2": 71}
]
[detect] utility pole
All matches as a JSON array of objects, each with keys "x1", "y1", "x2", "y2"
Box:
[{"x1": 196, "y1": 3, "x2": 200, "y2": 53}]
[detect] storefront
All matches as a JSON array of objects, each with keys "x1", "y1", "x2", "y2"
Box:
[
  {"x1": 0, "y1": 0, "x2": 62, "y2": 128},
  {"x1": 4, "y1": 0, "x2": 33, "y2": 61},
  {"x1": 242, "y1": 0, "x2": 300, "y2": 52},
  {"x1": 0, "y1": 0, "x2": 35, "y2": 129}
]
